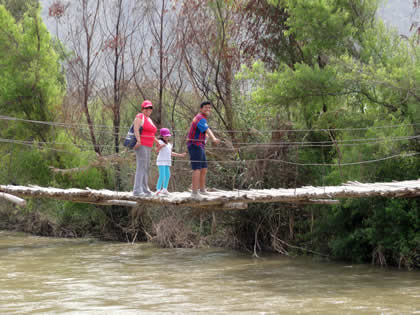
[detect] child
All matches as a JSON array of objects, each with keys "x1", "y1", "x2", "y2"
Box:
[{"x1": 155, "y1": 128, "x2": 186, "y2": 195}]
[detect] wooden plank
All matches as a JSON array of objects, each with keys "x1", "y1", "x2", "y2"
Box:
[
  {"x1": 0, "y1": 179, "x2": 419, "y2": 208},
  {"x1": 0, "y1": 192, "x2": 26, "y2": 207}
]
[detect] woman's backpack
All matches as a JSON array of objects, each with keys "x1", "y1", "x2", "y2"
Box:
[{"x1": 123, "y1": 114, "x2": 144, "y2": 149}]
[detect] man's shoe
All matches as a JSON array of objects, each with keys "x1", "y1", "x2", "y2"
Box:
[
  {"x1": 133, "y1": 191, "x2": 145, "y2": 197},
  {"x1": 191, "y1": 192, "x2": 202, "y2": 200}
]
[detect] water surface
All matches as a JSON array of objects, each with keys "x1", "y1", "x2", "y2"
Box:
[{"x1": 1, "y1": 231, "x2": 419, "y2": 314}]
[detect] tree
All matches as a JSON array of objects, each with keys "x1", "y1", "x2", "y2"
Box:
[
  {"x1": 131, "y1": 0, "x2": 183, "y2": 128},
  {"x1": 99, "y1": 0, "x2": 144, "y2": 154},
  {"x1": 49, "y1": 0, "x2": 103, "y2": 155},
  {"x1": 0, "y1": 0, "x2": 38, "y2": 21},
  {"x1": 0, "y1": 4, "x2": 63, "y2": 142},
  {"x1": 237, "y1": 0, "x2": 420, "y2": 267},
  {"x1": 178, "y1": 0, "x2": 252, "y2": 144}
]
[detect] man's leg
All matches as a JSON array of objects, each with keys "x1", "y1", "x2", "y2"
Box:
[
  {"x1": 189, "y1": 144, "x2": 202, "y2": 194},
  {"x1": 199, "y1": 147, "x2": 208, "y2": 193},
  {"x1": 199, "y1": 168, "x2": 207, "y2": 191},
  {"x1": 192, "y1": 169, "x2": 201, "y2": 192}
]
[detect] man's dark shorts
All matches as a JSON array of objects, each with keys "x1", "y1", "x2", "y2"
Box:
[{"x1": 188, "y1": 144, "x2": 208, "y2": 170}]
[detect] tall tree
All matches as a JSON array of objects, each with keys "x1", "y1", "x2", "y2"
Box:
[
  {"x1": 0, "y1": 0, "x2": 38, "y2": 21},
  {"x1": 49, "y1": 0, "x2": 103, "y2": 155},
  {"x1": 178, "y1": 0, "x2": 252, "y2": 143},
  {"x1": 99, "y1": 0, "x2": 143, "y2": 154},
  {"x1": 0, "y1": 5, "x2": 63, "y2": 141},
  {"x1": 132, "y1": 0, "x2": 182, "y2": 127}
]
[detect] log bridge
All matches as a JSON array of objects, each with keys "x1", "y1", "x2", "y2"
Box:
[{"x1": 1, "y1": 179, "x2": 420, "y2": 209}]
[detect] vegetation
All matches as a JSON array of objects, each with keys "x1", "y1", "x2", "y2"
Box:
[{"x1": 0, "y1": 0, "x2": 419, "y2": 269}]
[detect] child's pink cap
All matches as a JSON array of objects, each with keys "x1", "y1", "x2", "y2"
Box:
[{"x1": 160, "y1": 128, "x2": 171, "y2": 137}]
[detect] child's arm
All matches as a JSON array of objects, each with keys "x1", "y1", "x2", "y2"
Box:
[
  {"x1": 155, "y1": 141, "x2": 166, "y2": 153},
  {"x1": 172, "y1": 152, "x2": 186, "y2": 157}
]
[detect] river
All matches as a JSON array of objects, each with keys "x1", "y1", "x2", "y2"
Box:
[{"x1": 1, "y1": 231, "x2": 419, "y2": 314}]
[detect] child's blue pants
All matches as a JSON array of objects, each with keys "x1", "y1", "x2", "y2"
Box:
[{"x1": 156, "y1": 165, "x2": 171, "y2": 190}]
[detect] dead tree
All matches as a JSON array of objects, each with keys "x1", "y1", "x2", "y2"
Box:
[
  {"x1": 49, "y1": 0, "x2": 103, "y2": 155},
  {"x1": 177, "y1": 0, "x2": 252, "y2": 144}
]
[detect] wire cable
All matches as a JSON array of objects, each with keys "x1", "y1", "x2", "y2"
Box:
[
  {"x1": 0, "y1": 137, "x2": 418, "y2": 167},
  {"x1": 1, "y1": 114, "x2": 420, "y2": 133}
]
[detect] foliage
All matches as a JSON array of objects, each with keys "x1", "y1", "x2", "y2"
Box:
[
  {"x1": 314, "y1": 198, "x2": 420, "y2": 269},
  {"x1": 235, "y1": 0, "x2": 419, "y2": 268},
  {"x1": 0, "y1": 5, "x2": 64, "y2": 141},
  {"x1": 0, "y1": 0, "x2": 38, "y2": 21}
]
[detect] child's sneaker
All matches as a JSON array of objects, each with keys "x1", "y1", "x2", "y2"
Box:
[
  {"x1": 155, "y1": 189, "x2": 162, "y2": 196},
  {"x1": 199, "y1": 189, "x2": 210, "y2": 195},
  {"x1": 160, "y1": 189, "x2": 169, "y2": 195}
]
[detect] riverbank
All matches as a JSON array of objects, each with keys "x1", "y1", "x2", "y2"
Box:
[{"x1": 0, "y1": 200, "x2": 238, "y2": 248}]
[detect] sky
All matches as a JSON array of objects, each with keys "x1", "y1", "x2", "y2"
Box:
[
  {"x1": 378, "y1": 0, "x2": 414, "y2": 36},
  {"x1": 38, "y1": 0, "x2": 415, "y2": 40}
]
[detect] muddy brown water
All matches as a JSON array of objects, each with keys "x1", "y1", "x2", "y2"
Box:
[{"x1": 1, "y1": 231, "x2": 419, "y2": 314}]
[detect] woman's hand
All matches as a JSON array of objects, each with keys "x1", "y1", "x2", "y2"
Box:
[
  {"x1": 134, "y1": 142, "x2": 141, "y2": 150},
  {"x1": 156, "y1": 142, "x2": 166, "y2": 153}
]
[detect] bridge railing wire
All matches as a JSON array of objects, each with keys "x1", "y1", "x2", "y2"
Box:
[{"x1": 1, "y1": 114, "x2": 419, "y2": 191}]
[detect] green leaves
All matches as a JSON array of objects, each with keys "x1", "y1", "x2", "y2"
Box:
[
  {"x1": 0, "y1": 5, "x2": 63, "y2": 141},
  {"x1": 285, "y1": 0, "x2": 354, "y2": 58}
]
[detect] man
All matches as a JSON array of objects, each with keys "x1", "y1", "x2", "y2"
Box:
[{"x1": 187, "y1": 101, "x2": 220, "y2": 199}]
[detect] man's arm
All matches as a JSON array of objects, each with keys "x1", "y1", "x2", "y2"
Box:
[{"x1": 206, "y1": 128, "x2": 220, "y2": 144}]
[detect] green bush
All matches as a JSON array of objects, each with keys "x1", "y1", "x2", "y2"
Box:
[
  {"x1": 14, "y1": 148, "x2": 51, "y2": 186},
  {"x1": 314, "y1": 198, "x2": 419, "y2": 269}
]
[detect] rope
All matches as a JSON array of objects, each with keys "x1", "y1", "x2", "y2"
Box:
[
  {"x1": 0, "y1": 134, "x2": 418, "y2": 149},
  {"x1": 0, "y1": 137, "x2": 418, "y2": 167},
  {"x1": 1, "y1": 114, "x2": 420, "y2": 133}
]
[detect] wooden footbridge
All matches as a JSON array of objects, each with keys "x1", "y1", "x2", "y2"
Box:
[{"x1": 1, "y1": 179, "x2": 420, "y2": 209}]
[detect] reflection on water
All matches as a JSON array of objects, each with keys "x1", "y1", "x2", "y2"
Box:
[{"x1": 1, "y1": 230, "x2": 419, "y2": 314}]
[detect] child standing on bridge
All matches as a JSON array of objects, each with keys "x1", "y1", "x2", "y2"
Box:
[{"x1": 155, "y1": 128, "x2": 186, "y2": 195}]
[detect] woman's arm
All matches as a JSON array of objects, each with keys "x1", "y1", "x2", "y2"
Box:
[
  {"x1": 133, "y1": 115, "x2": 144, "y2": 149},
  {"x1": 156, "y1": 141, "x2": 166, "y2": 153},
  {"x1": 154, "y1": 137, "x2": 160, "y2": 146}
]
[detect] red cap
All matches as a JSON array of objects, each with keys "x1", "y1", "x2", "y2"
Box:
[{"x1": 141, "y1": 100, "x2": 153, "y2": 109}]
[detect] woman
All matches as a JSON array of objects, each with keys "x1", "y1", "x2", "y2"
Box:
[{"x1": 133, "y1": 100, "x2": 159, "y2": 196}]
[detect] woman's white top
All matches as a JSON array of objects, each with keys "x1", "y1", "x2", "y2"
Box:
[{"x1": 156, "y1": 140, "x2": 172, "y2": 166}]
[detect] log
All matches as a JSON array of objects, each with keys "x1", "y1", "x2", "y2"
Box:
[
  {"x1": 0, "y1": 192, "x2": 26, "y2": 207},
  {"x1": 292, "y1": 199, "x2": 340, "y2": 205},
  {"x1": 0, "y1": 179, "x2": 419, "y2": 209},
  {"x1": 72, "y1": 199, "x2": 138, "y2": 207}
]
